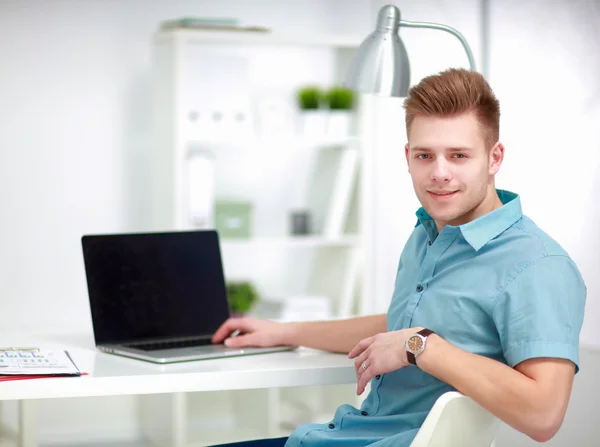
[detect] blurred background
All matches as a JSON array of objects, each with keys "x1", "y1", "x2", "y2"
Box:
[{"x1": 0, "y1": 0, "x2": 599, "y2": 446}]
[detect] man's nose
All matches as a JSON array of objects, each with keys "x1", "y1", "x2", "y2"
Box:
[{"x1": 430, "y1": 160, "x2": 452, "y2": 183}]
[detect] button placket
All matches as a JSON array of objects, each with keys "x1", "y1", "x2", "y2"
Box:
[
  {"x1": 420, "y1": 230, "x2": 459, "y2": 280},
  {"x1": 404, "y1": 282, "x2": 426, "y2": 326},
  {"x1": 409, "y1": 230, "x2": 459, "y2": 327},
  {"x1": 402, "y1": 230, "x2": 457, "y2": 331}
]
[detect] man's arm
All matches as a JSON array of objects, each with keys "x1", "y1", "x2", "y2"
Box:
[
  {"x1": 418, "y1": 335, "x2": 575, "y2": 443},
  {"x1": 212, "y1": 314, "x2": 388, "y2": 354},
  {"x1": 348, "y1": 255, "x2": 584, "y2": 442},
  {"x1": 282, "y1": 314, "x2": 388, "y2": 353}
]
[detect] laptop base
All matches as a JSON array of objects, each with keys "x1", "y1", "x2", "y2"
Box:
[{"x1": 98, "y1": 344, "x2": 295, "y2": 364}]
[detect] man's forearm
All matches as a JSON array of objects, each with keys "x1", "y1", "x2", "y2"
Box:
[
  {"x1": 282, "y1": 314, "x2": 387, "y2": 354},
  {"x1": 417, "y1": 335, "x2": 569, "y2": 442}
]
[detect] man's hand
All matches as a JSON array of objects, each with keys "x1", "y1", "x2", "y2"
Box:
[
  {"x1": 211, "y1": 316, "x2": 291, "y2": 348},
  {"x1": 348, "y1": 328, "x2": 419, "y2": 395}
]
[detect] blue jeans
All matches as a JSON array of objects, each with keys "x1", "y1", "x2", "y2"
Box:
[{"x1": 209, "y1": 437, "x2": 288, "y2": 447}]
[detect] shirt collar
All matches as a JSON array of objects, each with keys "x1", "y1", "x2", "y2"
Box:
[{"x1": 415, "y1": 189, "x2": 523, "y2": 251}]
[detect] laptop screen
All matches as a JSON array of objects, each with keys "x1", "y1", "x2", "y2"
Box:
[{"x1": 82, "y1": 230, "x2": 231, "y2": 345}]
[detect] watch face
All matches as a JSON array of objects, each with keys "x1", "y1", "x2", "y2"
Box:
[{"x1": 407, "y1": 335, "x2": 423, "y2": 352}]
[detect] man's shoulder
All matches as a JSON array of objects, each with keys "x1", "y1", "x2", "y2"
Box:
[
  {"x1": 506, "y1": 215, "x2": 570, "y2": 258},
  {"x1": 479, "y1": 214, "x2": 577, "y2": 283}
]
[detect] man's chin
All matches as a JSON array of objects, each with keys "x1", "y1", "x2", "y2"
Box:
[{"x1": 425, "y1": 208, "x2": 460, "y2": 225}]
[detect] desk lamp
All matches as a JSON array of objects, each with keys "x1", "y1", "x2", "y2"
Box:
[{"x1": 344, "y1": 4, "x2": 477, "y2": 97}]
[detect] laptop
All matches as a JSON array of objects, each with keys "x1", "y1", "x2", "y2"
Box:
[{"x1": 81, "y1": 230, "x2": 294, "y2": 364}]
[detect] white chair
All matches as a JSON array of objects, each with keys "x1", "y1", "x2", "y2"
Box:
[{"x1": 410, "y1": 391, "x2": 500, "y2": 447}]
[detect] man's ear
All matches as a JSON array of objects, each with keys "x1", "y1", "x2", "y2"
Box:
[
  {"x1": 489, "y1": 141, "x2": 504, "y2": 175},
  {"x1": 405, "y1": 144, "x2": 411, "y2": 172}
]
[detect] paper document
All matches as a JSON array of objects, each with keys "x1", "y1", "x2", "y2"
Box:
[{"x1": 0, "y1": 348, "x2": 81, "y2": 376}]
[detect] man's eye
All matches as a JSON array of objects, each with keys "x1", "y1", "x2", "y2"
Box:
[
  {"x1": 453, "y1": 153, "x2": 466, "y2": 159},
  {"x1": 416, "y1": 154, "x2": 430, "y2": 159}
]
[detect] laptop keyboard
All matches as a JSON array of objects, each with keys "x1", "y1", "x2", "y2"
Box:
[{"x1": 127, "y1": 338, "x2": 214, "y2": 351}]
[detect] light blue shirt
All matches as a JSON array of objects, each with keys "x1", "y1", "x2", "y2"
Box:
[{"x1": 285, "y1": 190, "x2": 586, "y2": 447}]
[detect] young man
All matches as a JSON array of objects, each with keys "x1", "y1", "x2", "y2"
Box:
[{"x1": 211, "y1": 68, "x2": 587, "y2": 447}]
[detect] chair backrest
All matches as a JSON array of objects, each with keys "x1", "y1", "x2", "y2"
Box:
[{"x1": 410, "y1": 391, "x2": 500, "y2": 447}]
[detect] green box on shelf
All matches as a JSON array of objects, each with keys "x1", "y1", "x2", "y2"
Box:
[{"x1": 215, "y1": 201, "x2": 253, "y2": 239}]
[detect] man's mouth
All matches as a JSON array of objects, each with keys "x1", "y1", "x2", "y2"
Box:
[
  {"x1": 429, "y1": 191, "x2": 457, "y2": 195},
  {"x1": 428, "y1": 190, "x2": 458, "y2": 199}
]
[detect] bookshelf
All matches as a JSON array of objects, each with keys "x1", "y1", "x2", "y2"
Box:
[
  {"x1": 150, "y1": 27, "x2": 367, "y2": 316},
  {"x1": 147, "y1": 26, "x2": 373, "y2": 446}
]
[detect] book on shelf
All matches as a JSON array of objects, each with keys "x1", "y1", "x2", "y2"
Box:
[
  {"x1": 306, "y1": 146, "x2": 360, "y2": 238},
  {"x1": 337, "y1": 248, "x2": 362, "y2": 318},
  {"x1": 0, "y1": 347, "x2": 82, "y2": 381},
  {"x1": 160, "y1": 17, "x2": 270, "y2": 33},
  {"x1": 323, "y1": 147, "x2": 360, "y2": 238}
]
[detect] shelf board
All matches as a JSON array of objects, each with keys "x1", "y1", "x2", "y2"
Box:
[
  {"x1": 154, "y1": 28, "x2": 362, "y2": 49},
  {"x1": 221, "y1": 235, "x2": 359, "y2": 248}
]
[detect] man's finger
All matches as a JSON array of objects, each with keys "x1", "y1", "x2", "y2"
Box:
[
  {"x1": 212, "y1": 318, "x2": 244, "y2": 343},
  {"x1": 357, "y1": 370, "x2": 371, "y2": 395},
  {"x1": 353, "y1": 351, "x2": 369, "y2": 376},
  {"x1": 357, "y1": 355, "x2": 379, "y2": 394},
  {"x1": 348, "y1": 337, "x2": 372, "y2": 359},
  {"x1": 348, "y1": 339, "x2": 368, "y2": 359},
  {"x1": 357, "y1": 364, "x2": 375, "y2": 395},
  {"x1": 224, "y1": 333, "x2": 258, "y2": 348}
]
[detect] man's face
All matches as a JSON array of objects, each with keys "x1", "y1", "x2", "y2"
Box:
[{"x1": 405, "y1": 111, "x2": 503, "y2": 228}]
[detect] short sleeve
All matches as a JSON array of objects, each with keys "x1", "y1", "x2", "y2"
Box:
[{"x1": 492, "y1": 255, "x2": 586, "y2": 372}]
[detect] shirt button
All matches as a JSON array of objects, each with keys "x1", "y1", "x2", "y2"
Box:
[
  {"x1": 428, "y1": 240, "x2": 432, "y2": 246},
  {"x1": 328, "y1": 423, "x2": 335, "y2": 429},
  {"x1": 361, "y1": 411, "x2": 368, "y2": 416},
  {"x1": 375, "y1": 375, "x2": 381, "y2": 379},
  {"x1": 416, "y1": 284, "x2": 423, "y2": 292}
]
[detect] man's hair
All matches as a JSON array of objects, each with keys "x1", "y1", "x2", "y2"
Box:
[{"x1": 404, "y1": 68, "x2": 500, "y2": 149}]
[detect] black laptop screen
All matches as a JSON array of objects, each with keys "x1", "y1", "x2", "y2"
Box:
[{"x1": 81, "y1": 230, "x2": 231, "y2": 345}]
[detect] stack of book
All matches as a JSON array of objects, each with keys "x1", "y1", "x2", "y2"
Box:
[
  {"x1": 0, "y1": 347, "x2": 82, "y2": 382},
  {"x1": 160, "y1": 17, "x2": 270, "y2": 33}
]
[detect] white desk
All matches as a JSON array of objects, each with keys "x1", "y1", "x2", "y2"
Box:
[{"x1": 0, "y1": 333, "x2": 357, "y2": 447}]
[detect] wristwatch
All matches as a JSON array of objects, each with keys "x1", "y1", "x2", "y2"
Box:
[{"x1": 405, "y1": 328, "x2": 435, "y2": 365}]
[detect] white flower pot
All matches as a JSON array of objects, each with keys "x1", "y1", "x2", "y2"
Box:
[
  {"x1": 327, "y1": 111, "x2": 353, "y2": 138},
  {"x1": 300, "y1": 110, "x2": 327, "y2": 137}
]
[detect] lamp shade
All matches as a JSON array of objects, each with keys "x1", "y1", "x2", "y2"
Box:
[
  {"x1": 344, "y1": 5, "x2": 477, "y2": 98},
  {"x1": 344, "y1": 5, "x2": 410, "y2": 97}
]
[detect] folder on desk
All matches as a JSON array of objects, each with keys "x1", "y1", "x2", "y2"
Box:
[{"x1": 0, "y1": 348, "x2": 81, "y2": 378}]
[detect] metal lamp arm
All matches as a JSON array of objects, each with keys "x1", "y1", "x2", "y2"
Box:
[{"x1": 399, "y1": 20, "x2": 477, "y2": 71}]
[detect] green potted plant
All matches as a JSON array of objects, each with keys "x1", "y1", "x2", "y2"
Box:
[
  {"x1": 325, "y1": 86, "x2": 356, "y2": 137},
  {"x1": 226, "y1": 281, "x2": 260, "y2": 317},
  {"x1": 297, "y1": 86, "x2": 323, "y2": 110},
  {"x1": 296, "y1": 85, "x2": 326, "y2": 136},
  {"x1": 326, "y1": 86, "x2": 355, "y2": 110}
]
